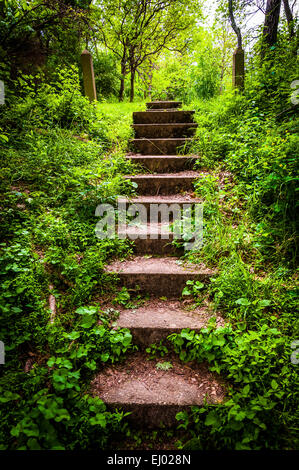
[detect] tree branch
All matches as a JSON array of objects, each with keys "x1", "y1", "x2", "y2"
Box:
[{"x1": 228, "y1": 0, "x2": 243, "y2": 48}]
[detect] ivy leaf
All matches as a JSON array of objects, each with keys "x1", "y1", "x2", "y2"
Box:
[
  {"x1": 182, "y1": 287, "x2": 192, "y2": 296},
  {"x1": 80, "y1": 315, "x2": 96, "y2": 329},
  {"x1": 27, "y1": 438, "x2": 42, "y2": 450},
  {"x1": 89, "y1": 413, "x2": 106, "y2": 427},
  {"x1": 101, "y1": 352, "x2": 110, "y2": 362},
  {"x1": 0, "y1": 391, "x2": 20, "y2": 403},
  {"x1": 86, "y1": 360, "x2": 97, "y2": 370},
  {"x1": 205, "y1": 411, "x2": 220, "y2": 427},
  {"x1": 271, "y1": 379, "x2": 278, "y2": 390},
  {"x1": 194, "y1": 282, "x2": 205, "y2": 290},
  {"x1": 181, "y1": 329, "x2": 195, "y2": 341},
  {"x1": 236, "y1": 298, "x2": 251, "y2": 306},
  {"x1": 63, "y1": 331, "x2": 80, "y2": 340},
  {"x1": 258, "y1": 299, "x2": 271, "y2": 308}
]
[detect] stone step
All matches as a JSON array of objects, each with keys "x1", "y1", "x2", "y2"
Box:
[
  {"x1": 124, "y1": 172, "x2": 199, "y2": 195},
  {"x1": 117, "y1": 195, "x2": 202, "y2": 221},
  {"x1": 91, "y1": 352, "x2": 225, "y2": 428},
  {"x1": 115, "y1": 299, "x2": 223, "y2": 346},
  {"x1": 132, "y1": 138, "x2": 192, "y2": 155},
  {"x1": 127, "y1": 155, "x2": 198, "y2": 172},
  {"x1": 117, "y1": 223, "x2": 182, "y2": 255},
  {"x1": 132, "y1": 123, "x2": 197, "y2": 138},
  {"x1": 133, "y1": 110, "x2": 195, "y2": 124},
  {"x1": 146, "y1": 108, "x2": 182, "y2": 112},
  {"x1": 104, "y1": 257, "x2": 214, "y2": 297},
  {"x1": 146, "y1": 101, "x2": 182, "y2": 110}
]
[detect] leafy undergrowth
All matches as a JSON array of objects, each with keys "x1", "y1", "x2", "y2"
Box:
[
  {"x1": 169, "y1": 322, "x2": 298, "y2": 450},
  {"x1": 172, "y1": 53, "x2": 298, "y2": 450},
  {"x1": 0, "y1": 69, "x2": 145, "y2": 449}
]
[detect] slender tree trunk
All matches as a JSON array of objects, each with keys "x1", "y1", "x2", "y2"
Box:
[
  {"x1": 148, "y1": 76, "x2": 152, "y2": 100},
  {"x1": 119, "y1": 77, "x2": 125, "y2": 102},
  {"x1": 130, "y1": 68, "x2": 135, "y2": 102},
  {"x1": 262, "y1": 0, "x2": 282, "y2": 48},
  {"x1": 283, "y1": 0, "x2": 294, "y2": 37},
  {"x1": 119, "y1": 61, "x2": 126, "y2": 102},
  {"x1": 228, "y1": 0, "x2": 242, "y2": 48},
  {"x1": 228, "y1": 0, "x2": 245, "y2": 90},
  {"x1": 148, "y1": 63, "x2": 153, "y2": 100},
  {"x1": 219, "y1": 63, "x2": 225, "y2": 95}
]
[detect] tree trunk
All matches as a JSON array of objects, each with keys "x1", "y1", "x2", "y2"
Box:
[
  {"x1": 228, "y1": 1, "x2": 245, "y2": 91},
  {"x1": 118, "y1": 63, "x2": 126, "y2": 101},
  {"x1": 148, "y1": 65, "x2": 153, "y2": 100},
  {"x1": 119, "y1": 77, "x2": 125, "y2": 102},
  {"x1": 130, "y1": 68, "x2": 135, "y2": 102},
  {"x1": 228, "y1": 0, "x2": 242, "y2": 48},
  {"x1": 219, "y1": 62, "x2": 225, "y2": 95},
  {"x1": 262, "y1": 0, "x2": 282, "y2": 48},
  {"x1": 283, "y1": 0, "x2": 294, "y2": 37}
]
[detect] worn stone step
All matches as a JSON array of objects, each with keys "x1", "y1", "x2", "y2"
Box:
[
  {"x1": 91, "y1": 352, "x2": 225, "y2": 428},
  {"x1": 132, "y1": 123, "x2": 197, "y2": 138},
  {"x1": 132, "y1": 138, "x2": 193, "y2": 155},
  {"x1": 127, "y1": 155, "x2": 198, "y2": 173},
  {"x1": 117, "y1": 195, "x2": 202, "y2": 222},
  {"x1": 133, "y1": 110, "x2": 195, "y2": 124},
  {"x1": 125, "y1": 171, "x2": 199, "y2": 195},
  {"x1": 146, "y1": 101, "x2": 182, "y2": 110},
  {"x1": 104, "y1": 257, "x2": 214, "y2": 297},
  {"x1": 146, "y1": 108, "x2": 182, "y2": 112},
  {"x1": 115, "y1": 299, "x2": 223, "y2": 346},
  {"x1": 118, "y1": 223, "x2": 182, "y2": 255}
]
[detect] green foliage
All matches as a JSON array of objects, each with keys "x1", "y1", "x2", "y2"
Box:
[
  {"x1": 113, "y1": 287, "x2": 132, "y2": 307},
  {"x1": 0, "y1": 305, "x2": 134, "y2": 449},
  {"x1": 156, "y1": 361, "x2": 173, "y2": 371},
  {"x1": 0, "y1": 0, "x2": 91, "y2": 93},
  {"x1": 182, "y1": 280, "x2": 205, "y2": 305},
  {"x1": 0, "y1": 67, "x2": 143, "y2": 450},
  {"x1": 7, "y1": 393, "x2": 127, "y2": 450},
  {"x1": 189, "y1": 49, "x2": 298, "y2": 264},
  {"x1": 169, "y1": 322, "x2": 298, "y2": 450},
  {"x1": 93, "y1": 0, "x2": 201, "y2": 100},
  {"x1": 151, "y1": 27, "x2": 232, "y2": 102},
  {"x1": 169, "y1": 25, "x2": 298, "y2": 451},
  {"x1": 211, "y1": 255, "x2": 298, "y2": 334},
  {"x1": 146, "y1": 341, "x2": 169, "y2": 360},
  {"x1": 0, "y1": 236, "x2": 48, "y2": 359},
  {"x1": 93, "y1": 52, "x2": 121, "y2": 99},
  {"x1": 1, "y1": 66, "x2": 107, "y2": 137}
]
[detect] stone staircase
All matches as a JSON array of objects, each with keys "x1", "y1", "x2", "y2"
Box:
[{"x1": 92, "y1": 101, "x2": 224, "y2": 429}]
